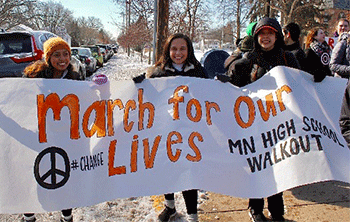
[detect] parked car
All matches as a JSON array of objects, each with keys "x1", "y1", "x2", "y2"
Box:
[
  {"x1": 81, "y1": 45, "x2": 103, "y2": 67},
  {"x1": 0, "y1": 30, "x2": 57, "y2": 77},
  {"x1": 96, "y1": 44, "x2": 113, "y2": 60},
  {"x1": 71, "y1": 55, "x2": 86, "y2": 80},
  {"x1": 71, "y1": 47, "x2": 97, "y2": 76},
  {"x1": 112, "y1": 44, "x2": 119, "y2": 53}
]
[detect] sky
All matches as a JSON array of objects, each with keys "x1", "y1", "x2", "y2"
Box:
[{"x1": 41, "y1": 0, "x2": 123, "y2": 38}]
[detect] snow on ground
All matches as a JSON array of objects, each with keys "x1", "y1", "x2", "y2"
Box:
[{"x1": 0, "y1": 49, "x2": 217, "y2": 222}]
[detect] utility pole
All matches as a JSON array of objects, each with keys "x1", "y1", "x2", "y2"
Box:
[
  {"x1": 154, "y1": 0, "x2": 169, "y2": 63},
  {"x1": 152, "y1": 0, "x2": 158, "y2": 64},
  {"x1": 265, "y1": 0, "x2": 271, "y2": 17},
  {"x1": 126, "y1": 0, "x2": 131, "y2": 56}
]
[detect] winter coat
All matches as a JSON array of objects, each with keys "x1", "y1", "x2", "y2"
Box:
[
  {"x1": 304, "y1": 41, "x2": 332, "y2": 82},
  {"x1": 339, "y1": 81, "x2": 350, "y2": 148},
  {"x1": 225, "y1": 17, "x2": 300, "y2": 87},
  {"x1": 145, "y1": 63, "x2": 207, "y2": 79},
  {"x1": 329, "y1": 32, "x2": 350, "y2": 78},
  {"x1": 23, "y1": 60, "x2": 81, "y2": 80},
  {"x1": 224, "y1": 35, "x2": 254, "y2": 70},
  {"x1": 285, "y1": 42, "x2": 307, "y2": 71}
]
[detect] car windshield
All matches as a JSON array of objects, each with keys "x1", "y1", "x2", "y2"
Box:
[
  {"x1": 89, "y1": 47, "x2": 98, "y2": 53},
  {"x1": 71, "y1": 49, "x2": 79, "y2": 56},
  {"x1": 0, "y1": 35, "x2": 32, "y2": 55},
  {"x1": 79, "y1": 48, "x2": 90, "y2": 56}
]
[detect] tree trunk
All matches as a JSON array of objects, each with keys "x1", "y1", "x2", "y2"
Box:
[
  {"x1": 236, "y1": 0, "x2": 241, "y2": 40},
  {"x1": 265, "y1": 0, "x2": 270, "y2": 17},
  {"x1": 155, "y1": 0, "x2": 169, "y2": 63}
]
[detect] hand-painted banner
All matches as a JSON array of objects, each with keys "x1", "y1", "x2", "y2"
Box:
[
  {"x1": 326, "y1": 37, "x2": 338, "y2": 49},
  {"x1": 0, "y1": 66, "x2": 349, "y2": 214}
]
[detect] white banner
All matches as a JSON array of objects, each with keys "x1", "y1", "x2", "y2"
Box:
[
  {"x1": 0, "y1": 66, "x2": 349, "y2": 214},
  {"x1": 326, "y1": 37, "x2": 338, "y2": 49}
]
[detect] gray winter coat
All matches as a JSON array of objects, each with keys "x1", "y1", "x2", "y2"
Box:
[{"x1": 330, "y1": 32, "x2": 350, "y2": 78}]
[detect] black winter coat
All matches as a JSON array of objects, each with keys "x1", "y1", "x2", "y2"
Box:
[
  {"x1": 229, "y1": 48, "x2": 300, "y2": 87},
  {"x1": 146, "y1": 63, "x2": 208, "y2": 79},
  {"x1": 304, "y1": 48, "x2": 332, "y2": 82},
  {"x1": 340, "y1": 81, "x2": 350, "y2": 148},
  {"x1": 23, "y1": 61, "x2": 81, "y2": 80},
  {"x1": 285, "y1": 42, "x2": 307, "y2": 71}
]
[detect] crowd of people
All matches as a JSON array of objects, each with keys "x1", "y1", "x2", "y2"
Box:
[{"x1": 18, "y1": 16, "x2": 349, "y2": 222}]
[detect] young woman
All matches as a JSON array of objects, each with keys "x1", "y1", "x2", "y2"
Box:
[
  {"x1": 23, "y1": 37, "x2": 81, "y2": 80},
  {"x1": 22, "y1": 37, "x2": 80, "y2": 222},
  {"x1": 222, "y1": 17, "x2": 300, "y2": 222},
  {"x1": 304, "y1": 27, "x2": 333, "y2": 82},
  {"x1": 134, "y1": 33, "x2": 207, "y2": 222}
]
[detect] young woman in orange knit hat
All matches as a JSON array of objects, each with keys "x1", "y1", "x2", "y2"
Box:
[
  {"x1": 23, "y1": 37, "x2": 81, "y2": 80},
  {"x1": 22, "y1": 37, "x2": 79, "y2": 222}
]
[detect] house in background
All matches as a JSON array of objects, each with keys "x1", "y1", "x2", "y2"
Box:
[{"x1": 319, "y1": 0, "x2": 350, "y2": 36}]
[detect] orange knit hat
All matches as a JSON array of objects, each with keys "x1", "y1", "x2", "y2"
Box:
[{"x1": 43, "y1": 37, "x2": 71, "y2": 63}]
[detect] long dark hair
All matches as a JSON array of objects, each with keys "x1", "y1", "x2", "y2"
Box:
[
  {"x1": 155, "y1": 33, "x2": 200, "y2": 70},
  {"x1": 23, "y1": 59, "x2": 73, "y2": 78}
]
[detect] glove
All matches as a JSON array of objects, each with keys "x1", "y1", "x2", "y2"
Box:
[
  {"x1": 215, "y1": 74, "x2": 231, "y2": 83},
  {"x1": 314, "y1": 73, "x2": 326, "y2": 83},
  {"x1": 92, "y1": 74, "x2": 108, "y2": 85},
  {"x1": 133, "y1": 73, "x2": 146, "y2": 83}
]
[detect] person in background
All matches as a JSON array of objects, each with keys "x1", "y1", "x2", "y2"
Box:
[
  {"x1": 283, "y1": 22, "x2": 307, "y2": 71},
  {"x1": 22, "y1": 37, "x2": 81, "y2": 222},
  {"x1": 334, "y1": 18, "x2": 349, "y2": 37},
  {"x1": 223, "y1": 21, "x2": 256, "y2": 86},
  {"x1": 304, "y1": 27, "x2": 333, "y2": 82},
  {"x1": 329, "y1": 28, "x2": 350, "y2": 78},
  {"x1": 133, "y1": 33, "x2": 207, "y2": 222}
]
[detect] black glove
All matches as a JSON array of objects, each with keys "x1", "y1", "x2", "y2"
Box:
[
  {"x1": 214, "y1": 74, "x2": 231, "y2": 83},
  {"x1": 133, "y1": 73, "x2": 146, "y2": 83},
  {"x1": 314, "y1": 73, "x2": 326, "y2": 83}
]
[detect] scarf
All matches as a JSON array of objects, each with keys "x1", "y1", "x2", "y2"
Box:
[{"x1": 310, "y1": 40, "x2": 331, "y2": 65}]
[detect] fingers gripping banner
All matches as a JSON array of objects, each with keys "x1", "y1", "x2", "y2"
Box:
[{"x1": 0, "y1": 66, "x2": 349, "y2": 214}]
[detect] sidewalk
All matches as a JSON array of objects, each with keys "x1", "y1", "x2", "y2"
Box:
[{"x1": 198, "y1": 181, "x2": 350, "y2": 222}]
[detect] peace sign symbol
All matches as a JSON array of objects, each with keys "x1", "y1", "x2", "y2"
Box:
[{"x1": 34, "y1": 146, "x2": 70, "y2": 189}]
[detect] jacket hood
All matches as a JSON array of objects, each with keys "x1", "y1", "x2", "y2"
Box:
[{"x1": 253, "y1": 17, "x2": 285, "y2": 50}]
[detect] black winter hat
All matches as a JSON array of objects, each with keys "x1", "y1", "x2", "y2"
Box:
[{"x1": 253, "y1": 17, "x2": 285, "y2": 50}]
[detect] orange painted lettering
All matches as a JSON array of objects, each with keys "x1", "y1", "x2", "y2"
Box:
[
  {"x1": 124, "y1": 100, "x2": 136, "y2": 132},
  {"x1": 37, "y1": 93, "x2": 80, "y2": 143},
  {"x1": 276, "y1": 85, "x2": 292, "y2": 111},
  {"x1": 107, "y1": 99, "x2": 124, "y2": 136},
  {"x1": 108, "y1": 140, "x2": 126, "y2": 176},
  {"x1": 234, "y1": 96, "x2": 255, "y2": 128},
  {"x1": 205, "y1": 101, "x2": 220, "y2": 125},
  {"x1": 166, "y1": 131, "x2": 183, "y2": 162},
  {"x1": 257, "y1": 93, "x2": 276, "y2": 121},
  {"x1": 168, "y1": 85, "x2": 188, "y2": 120},
  {"x1": 82, "y1": 101, "x2": 106, "y2": 138},
  {"x1": 186, "y1": 132, "x2": 203, "y2": 162},
  {"x1": 143, "y1": 135, "x2": 162, "y2": 169},
  {"x1": 186, "y1": 98, "x2": 202, "y2": 122},
  {"x1": 138, "y1": 89, "x2": 155, "y2": 130}
]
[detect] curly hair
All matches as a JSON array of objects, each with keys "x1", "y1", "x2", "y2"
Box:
[{"x1": 23, "y1": 60, "x2": 49, "y2": 77}]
